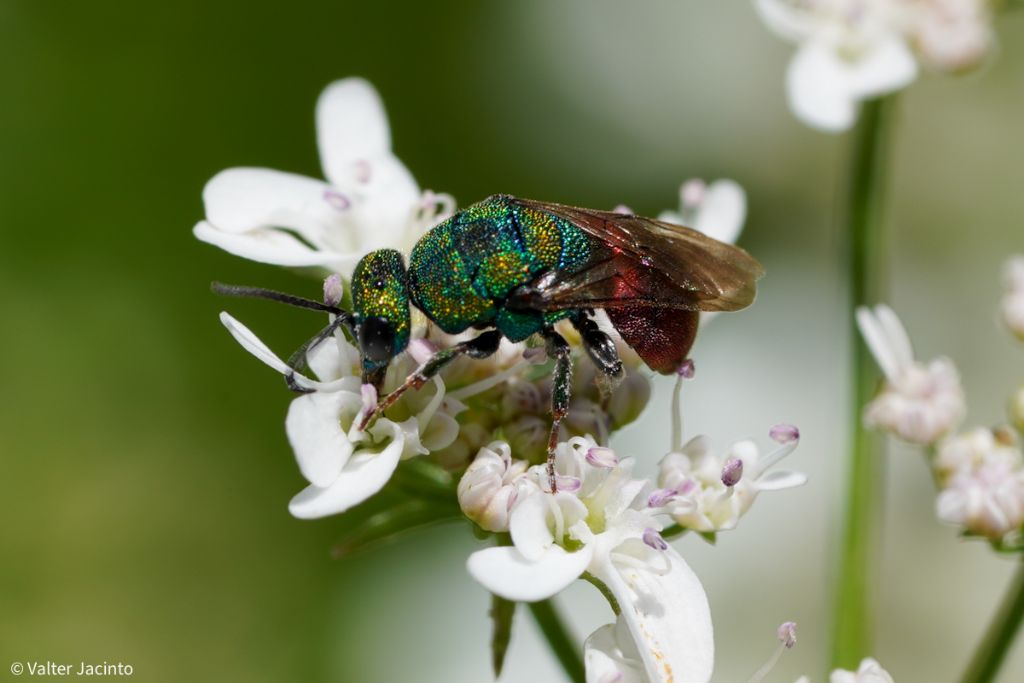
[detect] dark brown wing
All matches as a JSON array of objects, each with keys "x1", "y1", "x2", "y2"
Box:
[{"x1": 508, "y1": 197, "x2": 764, "y2": 313}]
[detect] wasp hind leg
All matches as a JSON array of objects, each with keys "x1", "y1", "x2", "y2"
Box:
[
  {"x1": 357, "y1": 329, "x2": 503, "y2": 431},
  {"x1": 572, "y1": 314, "x2": 624, "y2": 384},
  {"x1": 542, "y1": 327, "x2": 573, "y2": 493}
]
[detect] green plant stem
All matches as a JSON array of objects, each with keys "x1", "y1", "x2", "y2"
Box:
[
  {"x1": 528, "y1": 598, "x2": 585, "y2": 683},
  {"x1": 959, "y1": 559, "x2": 1024, "y2": 683},
  {"x1": 830, "y1": 96, "x2": 895, "y2": 670}
]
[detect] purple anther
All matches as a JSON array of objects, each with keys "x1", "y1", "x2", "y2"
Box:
[
  {"x1": 360, "y1": 383, "x2": 378, "y2": 415},
  {"x1": 408, "y1": 338, "x2": 438, "y2": 365},
  {"x1": 555, "y1": 475, "x2": 581, "y2": 493},
  {"x1": 777, "y1": 621, "x2": 797, "y2": 649},
  {"x1": 323, "y1": 273, "x2": 344, "y2": 306},
  {"x1": 322, "y1": 189, "x2": 351, "y2": 211},
  {"x1": 677, "y1": 359, "x2": 696, "y2": 379},
  {"x1": 769, "y1": 424, "x2": 800, "y2": 444},
  {"x1": 647, "y1": 488, "x2": 678, "y2": 508},
  {"x1": 721, "y1": 457, "x2": 744, "y2": 487},
  {"x1": 585, "y1": 447, "x2": 618, "y2": 469},
  {"x1": 642, "y1": 528, "x2": 669, "y2": 551}
]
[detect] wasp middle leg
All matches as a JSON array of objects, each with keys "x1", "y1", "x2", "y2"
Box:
[
  {"x1": 357, "y1": 329, "x2": 503, "y2": 431},
  {"x1": 543, "y1": 327, "x2": 573, "y2": 493}
]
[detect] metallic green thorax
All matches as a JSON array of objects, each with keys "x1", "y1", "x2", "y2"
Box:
[
  {"x1": 352, "y1": 249, "x2": 411, "y2": 364},
  {"x1": 408, "y1": 195, "x2": 590, "y2": 342}
]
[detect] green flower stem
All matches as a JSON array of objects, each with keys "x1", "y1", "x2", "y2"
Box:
[
  {"x1": 528, "y1": 598, "x2": 586, "y2": 683},
  {"x1": 959, "y1": 558, "x2": 1024, "y2": 683},
  {"x1": 830, "y1": 96, "x2": 896, "y2": 670}
]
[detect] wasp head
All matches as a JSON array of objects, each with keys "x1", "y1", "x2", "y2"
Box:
[{"x1": 352, "y1": 249, "x2": 411, "y2": 387}]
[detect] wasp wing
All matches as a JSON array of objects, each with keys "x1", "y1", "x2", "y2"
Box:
[{"x1": 508, "y1": 197, "x2": 764, "y2": 313}]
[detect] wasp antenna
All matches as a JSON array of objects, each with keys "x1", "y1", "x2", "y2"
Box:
[{"x1": 211, "y1": 281, "x2": 351, "y2": 320}]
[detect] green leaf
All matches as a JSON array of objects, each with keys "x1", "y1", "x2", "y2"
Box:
[
  {"x1": 698, "y1": 531, "x2": 717, "y2": 545},
  {"x1": 490, "y1": 594, "x2": 516, "y2": 678}
]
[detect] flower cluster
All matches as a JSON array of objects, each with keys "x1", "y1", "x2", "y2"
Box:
[
  {"x1": 859, "y1": 297, "x2": 1024, "y2": 548},
  {"x1": 754, "y1": 0, "x2": 996, "y2": 131},
  {"x1": 466, "y1": 436, "x2": 715, "y2": 683},
  {"x1": 656, "y1": 426, "x2": 805, "y2": 533},
  {"x1": 198, "y1": 78, "x2": 806, "y2": 683}
]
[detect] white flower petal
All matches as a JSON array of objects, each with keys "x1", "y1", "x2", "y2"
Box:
[
  {"x1": 787, "y1": 41, "x2": 859, "y2": 133},
  {"x1": 466, "y1": 544, "x2": 593, "y2": 602},
  {"x1": 598, "y1": 545, "x2": 713, "y2": 683},
  {"x1": 286, "y1": 391, "x2": 360, "y2": 487},
  {"x1": 694, "y1": 180, "x2": 746, "y2": 245},
  {"x1": 585, "y1": 622, "x2": 646, "y2": 683},
  {"x1": 872, "y1": 304, "x2": 914, "y2": 371},
  {"x1": 511, "y1": 492, "x2": 556, "y2": 561},
  {"x1": 194, "y1": 221, "x2": 340, "y2": 267},
  {"x1": 847, "y1": 36, "x2": 918, "y2": 100},
  {"x1": 201, "y1": 168, "x2": 348, "y2": 262},
  {"x1": 287, "y1": 428, "x2": 404, "y2": 518},
  {"x1": 753, "y1": 0, "x2": 817, "y2": 43},
  {"x1": 856, "y1": 306, "x2": 901, "y2": 382},
  {"x1": 316, "y1": 78, "x2": 392, "y2": 186},
  {"x1": 756, "y1": 469, "x2": 808, "y2": 491}
]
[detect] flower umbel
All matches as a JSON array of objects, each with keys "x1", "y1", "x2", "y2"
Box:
[
  {"x1": 857, "y1": 304, "x2": 965, "y2": 445},
  {"x1": 467, "y1": 437, "x2": 714, "y2": 683}
]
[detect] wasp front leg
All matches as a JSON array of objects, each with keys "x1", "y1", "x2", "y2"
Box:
[
  {"x1": 543, "y1": 328, "x2": 573, "y2": 493},
  {"x1": 357, "y1": 329, "x2": 503, "y2": 431}
]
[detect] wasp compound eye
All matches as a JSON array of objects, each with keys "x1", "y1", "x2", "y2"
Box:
[{"x1": 360, "y1": 316, "x2": 395, "y2": 363}]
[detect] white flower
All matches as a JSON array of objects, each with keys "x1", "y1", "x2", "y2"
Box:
[
  {"x1": 1001, "y1": 256, "x2": 1024, "y2": 342},
  {"x1": 657, "y1": 427, "x2": 806, "y2": 533},
  {"x1": 828, "y1": 657, "x2": 896, "y2": 683},
  {"x1": 218, "y1": 311, "x2": 460, "y2": 518},
  {"x1": 933, "y1": 427, "x2": 1021, "y2": 482},
  {"x1": 467, "y1": 437, "x2": 714, "y2": 683},
  {"x1": 935, "y1": 428, "x2": 1024, "y2": 543},
  {"x1": 194, "y1": 78, "x2": 453, "y2": 274},
  {"x1": 754, "y1": 0, "x2": 918, "y2": 132},
  {"x1": 911, "y1": 0, "x2": 995, "y2": 73},
  {"x1": 857, "y1": 304, "x2": 965, "y2": 445},
  {"x1": 457, "y1": 442, "x2": 529, "y2": 532},
  {"x1": 658, "y1": 178, "x2": 747, "y2": 246},
  {"x1": 754, "y1": 0, "x2": 996, "y2": 131}
]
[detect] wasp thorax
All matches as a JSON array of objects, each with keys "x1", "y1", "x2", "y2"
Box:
[{"x1": 352, "y1": 249, "x2": 411, "y2": 371}]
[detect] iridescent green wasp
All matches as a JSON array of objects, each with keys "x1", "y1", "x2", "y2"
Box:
[{"x1": 216, "y1": 194, "x2": 763, "y2": 489}]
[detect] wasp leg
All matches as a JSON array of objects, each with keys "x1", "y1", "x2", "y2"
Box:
[
  {"x1": 282, "y1": 315, "x2": 352, "y2": 393},
  {"x1": 572, "y1": 315, "x2": 624, "y2": 380},
  {"x1": 543, "y1": 328, "x2": 573, "y2": 493},
  {"x1": 357, "y1": 330, "x2": 503, "y2": 431}
]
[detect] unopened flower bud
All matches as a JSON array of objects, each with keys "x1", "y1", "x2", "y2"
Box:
[
  {"x1": 505, "y1": 415, "x2": 548, "y2": 463},
  {"x1": 606, "y1": 370, "x2": 652, "y2": 429},
  {"x1": 458, "y1": 443, "x2": 529, "y2": 533}
]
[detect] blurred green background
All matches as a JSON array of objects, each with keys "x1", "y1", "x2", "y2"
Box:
[{"x1": 2, "y1": 1, "x2": 1024, "y2": 681}]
